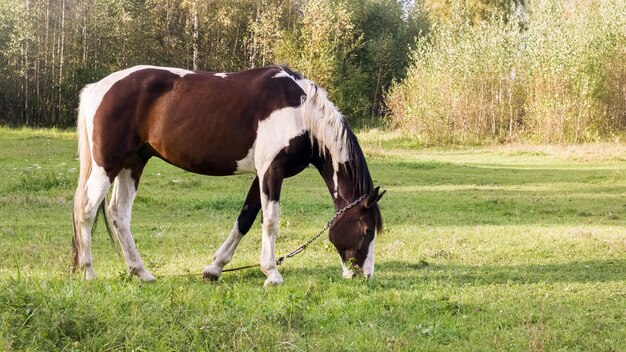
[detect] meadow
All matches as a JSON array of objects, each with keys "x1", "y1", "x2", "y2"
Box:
[{"x1": 1, "y1": 128, "x2": 625, "y2": 351}]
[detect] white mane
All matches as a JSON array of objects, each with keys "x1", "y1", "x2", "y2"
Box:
[
  {"x1": 274, "y1": 68, "x2": 372, "y2": 199},
  {"x1": 297, "y1": 79, "x2": 351, "y2": 164}
]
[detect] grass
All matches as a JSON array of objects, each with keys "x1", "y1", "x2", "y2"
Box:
[{"x1": 1, "y1": 127, "x2": 625, "y2": 351}]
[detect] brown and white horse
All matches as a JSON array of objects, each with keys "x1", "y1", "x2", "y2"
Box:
[{"x1": 71, "y1": 65, "x2": 384, "y2": 286}]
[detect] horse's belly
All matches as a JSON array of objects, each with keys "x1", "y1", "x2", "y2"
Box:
[
  {"x1": 162, "y1": 149, "x2": 256, "y2": 176},
  {"x1": 142, "y1": 110, "x2": 257, "y2": 176}
]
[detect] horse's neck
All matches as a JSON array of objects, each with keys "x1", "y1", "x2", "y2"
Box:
[
  {"x1": 308, "y1": 121, "x2": 372, "y2": 210},
  {"x1": 313, "y1": 152, "x2": 359, "y2": 211}
]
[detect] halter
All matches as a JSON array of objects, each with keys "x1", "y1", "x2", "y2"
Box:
[{"x1": 221, "y1": 193, "x2": 368, "y2": 273}]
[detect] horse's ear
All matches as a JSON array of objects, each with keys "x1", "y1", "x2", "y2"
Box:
[{"x1": 365, "y1": 187, "x2": 386, "y2": 208}]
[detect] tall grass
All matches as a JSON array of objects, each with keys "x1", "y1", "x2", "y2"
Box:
[{"x1": 386, "y1": 0, "x2": 626, "y2": 144}]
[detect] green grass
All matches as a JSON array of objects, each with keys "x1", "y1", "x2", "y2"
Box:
[{"x1": 1, "y1": 127, "x2": 625, "y2": 351}]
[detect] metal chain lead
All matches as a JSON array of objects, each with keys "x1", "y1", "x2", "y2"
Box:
[
  {"x1": 224, "y1": 193, "x2": 368, "y2": 272},
  {"x1": 275, "y1": 193, "x2": 368, "y2": 265}
]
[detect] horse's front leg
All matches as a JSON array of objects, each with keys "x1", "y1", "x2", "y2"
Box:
[
  {"x1": 203, "y1": 177, "x2": 261, "y2": 281},
  {"x1": 259, "y1": 165, "x2": 286, "y2": 286}
]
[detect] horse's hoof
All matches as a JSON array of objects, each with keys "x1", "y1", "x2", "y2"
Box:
[
  {"x1": 84, "y1": 267, "x2": 96, "y2": 281},
  {"x1": 130, "y1": 267, "x2": 156, "y2": 282},
  {"x1": 203, "y1": 272, "x2": 220, "y2": 282},
  {"x1": 203, "y1": 265, "x2": 221, "y2": 282},
  {"x1": 140, "y1": 274, "x2": 156, "y2": 282},
  {"x1": 263, "y1": 277, "x2": 284, "y2": 287}
]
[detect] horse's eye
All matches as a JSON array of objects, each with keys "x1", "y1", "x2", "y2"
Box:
[{"x1": 364, "y1": 228, "x2": 374, "y2": 237}]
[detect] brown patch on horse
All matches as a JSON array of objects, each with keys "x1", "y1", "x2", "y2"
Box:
[
  {"x1": 92, "y1": 69, "x2": 178, "y2": 181},
  {"x1": 92, "y1": 67, "x2": 306, "y2": 181}
]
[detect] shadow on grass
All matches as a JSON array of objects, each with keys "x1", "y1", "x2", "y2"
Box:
[
  {"x1": 59, "y1": 258, "x2": 625, "y2": 290},
  {"x1": 200, "y1": 259, "x2": 626, "y2": 287},
  {"x1": 374, "y1": 259, "x2": 626, "y2": 286}
]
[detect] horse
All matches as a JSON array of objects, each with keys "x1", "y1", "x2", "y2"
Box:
[{"x1": 71, "y1": 65, "x2": 385, "y2": 286}]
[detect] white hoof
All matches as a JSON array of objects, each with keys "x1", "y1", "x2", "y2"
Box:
[
  {"x1": 343, "y1": 269, "x2": 354, "y2": 279},
  {"x1": 140, "y1": 272, "x2": 156, "y2": 282},
  {"x1": 84, "y1": 267, "x2": 96, "y2": 281},
  {"x1": 264, "y1": 276, "x2": 284, "y2": 287},
  {"x1": 261, "y1": 265, "x2": 283, "y2": 287},
  {"x1": 132, "y1": 268, "x2": 156, "y2": 282},
  {"x1": 263, "y1": 270, "x2": 284, "y2": 287}
]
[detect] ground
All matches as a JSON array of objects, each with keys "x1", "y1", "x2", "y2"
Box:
[{"x1": 0, "y1": 128, "x2": 625, "y2": 351}]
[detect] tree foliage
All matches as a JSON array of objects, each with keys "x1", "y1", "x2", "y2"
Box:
[
  {"x1": 387, "y1": 0, "x2": 626, "y2": 144},
  {"x1": 0, "y1": 0, "x2": 423, "y2": 127},
  {"x1": 1, "y1": 0, "x2": 624, "y2": 145}
]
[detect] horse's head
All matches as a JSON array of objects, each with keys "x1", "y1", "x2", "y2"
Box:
[{"x1": 329, "y1": 187, "x2": 385, "y2": 279}]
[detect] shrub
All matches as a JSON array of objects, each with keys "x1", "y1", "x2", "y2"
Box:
[{"x1": 387, "y1": 0, "x2": 626, "y2": 144}]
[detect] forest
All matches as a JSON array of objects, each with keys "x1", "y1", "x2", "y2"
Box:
[{"x1": 0, "y1": 0, "x2": 625, "y2": 143}]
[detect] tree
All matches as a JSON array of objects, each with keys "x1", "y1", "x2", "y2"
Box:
[{"x1": 0, "y1": 0, "x2": 429, "y2": 126}]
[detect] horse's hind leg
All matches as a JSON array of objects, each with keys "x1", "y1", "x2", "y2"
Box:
[
  {"x1": 73, "y1": 165, "x2": 111, "y2": 280},
  {"x1": 204, "y1": 177, "x2": 261, "y2": 281},
  {"x1": 108, "y1": 165, "x2": 155, "y2": 282}
]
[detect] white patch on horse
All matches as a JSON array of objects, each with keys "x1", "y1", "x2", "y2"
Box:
[
  {"x1": 272, "y1": 70, "x2": 291, "y2": 79},
  {"x1": 254, "y1": 106, "x2": 306, "y2": 177},
  {"x1": 235, "y1": 143, "x2": 256, "y2": 174},
  {"x1": 341, "y1": 260, "x2": 354, "y2": 279},
  {"x1": 161, "y1": 66, "x2": 195, "y2": 77},
  {"x1": 259, "y1": 197, "x2": 284, "y2": 286},
  {"x1": 108, "y1": 168, "x2": 155, "y2": 281},
  {"x1": 214, "y1": 73, "x2": 228, "y2": 78},
  {"x1": 252, "y1": 104, "x2": 303, "y2": 285},
  {"x1": 78, "y1": 162, "x2": 111, "y2": 280},
  {"x1": 362, "y1": 238, "x2": 375, "y2": 278}
]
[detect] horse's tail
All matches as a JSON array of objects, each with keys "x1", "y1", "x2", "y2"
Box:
[
  {"x1": 72, "y1": 84, "x2": 121, "y2": 271},
  {"x1": 72, "y1": 84, "x2": 96, "y2": 272}
]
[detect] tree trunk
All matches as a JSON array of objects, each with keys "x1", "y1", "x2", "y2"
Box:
[
  {"x1": 24, "y1": 0, "x2": 30, "y2": 126},
  {"x1": 82, "y1": 3, "x2": 88, "y2": 69},
  {"x1": 57, "y1": 0, "x2": 65, "y2": 124},
  {"x1": 371, "y1": 66, "x2": 382, "y2": 122},
  {"x1": 192, "y1": 1, "x2": 199, "y2": 70},
  {"x1": 250, "y1": 2, "x2": 260, "y2": 69}
]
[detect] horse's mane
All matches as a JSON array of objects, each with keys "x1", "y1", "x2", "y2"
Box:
[{"x1": 298, "y1": 79, "x2": 383, "y2": 233}]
